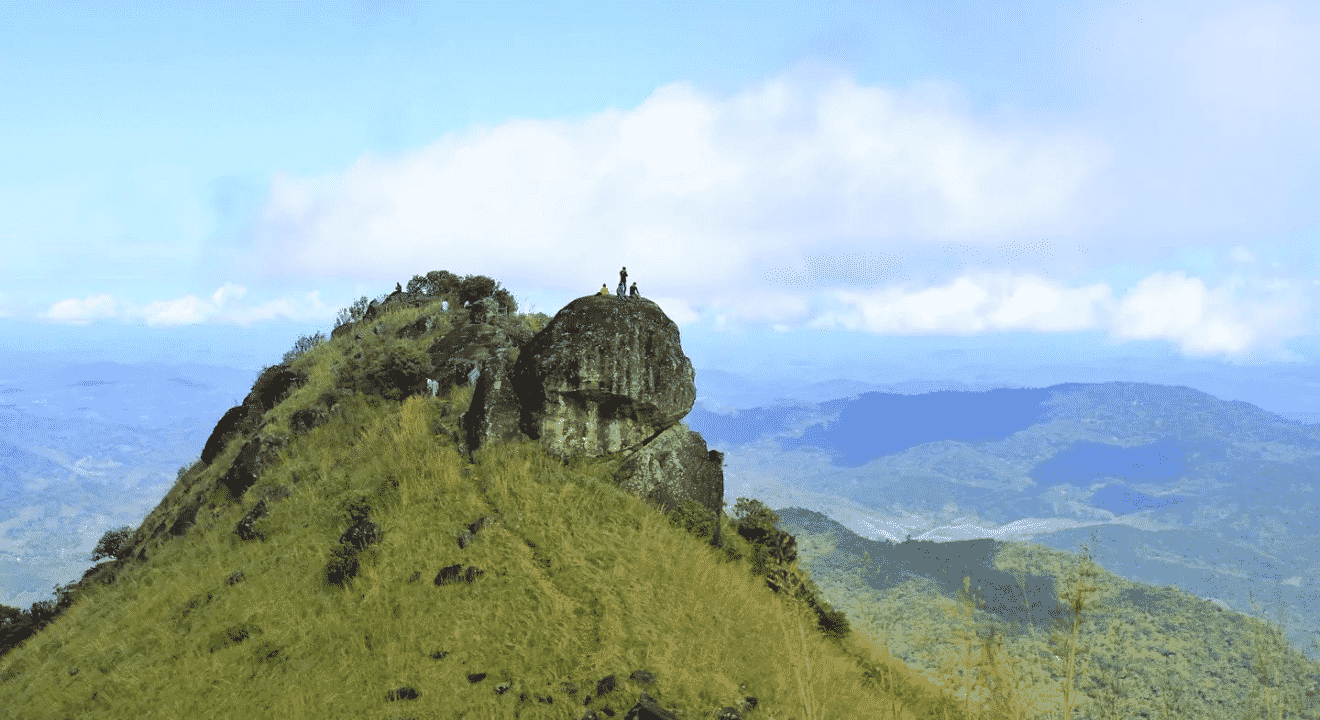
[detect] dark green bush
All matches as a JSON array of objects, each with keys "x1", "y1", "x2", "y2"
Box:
[
  {"x1": 91, "y1": 526, "x2": 135, "y2": 563},
  {"x1": 667, "y1": 499, "x2": 720, "y2": 541},
  {"x1": 0, "y1": 604, "x2": 36, "y2": 658},
  {"x1": 407, "y1": 270, "x2": 463, "y2": 298},
  {"x1": 731, "y1": 497, "x2": 781, "y2": 532},
  {"x1": 342, "y1": 340, "x2": 434, "y2": 402},
  {"x1": 815, "y1": 602, "x2": 853, "y2": 640},
  {"x1": 457, "y1": 275, "x2": 498, "y2": 308},
  {"x1": 0, "y1": 579, "x2": 81, "y2": 660},
  {"x1": 491, "y1": 287, "x2": 517, "y2": 315}
]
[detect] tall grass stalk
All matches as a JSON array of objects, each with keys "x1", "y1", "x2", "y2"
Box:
[
  {"x1": 783, "y1": 611, "x2": 818, "y2": 720},
  {"x1": 1050, "y1": 541, "x2": 1102, "y2": 720}
]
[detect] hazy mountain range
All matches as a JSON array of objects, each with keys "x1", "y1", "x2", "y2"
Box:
[
  {"x1": 690, "y1": 371, "x2": 1320, "y2": 664},
  {"x1": 2, "y1": 358, "x2": 1317, "y2": 664}
]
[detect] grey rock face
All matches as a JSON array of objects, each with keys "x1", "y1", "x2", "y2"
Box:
[
  {"x1": 511, "y1": 294, "x2": 695, "y2": 458},
  {"x1": 428, "y1": 324, "x2": 522, "y2": 394},
  {"x1": 453, "y1": 293, "x2": 725, "y2": 534},
  {"x1": 462, "y1": 348, "x2": 522, "y2": 453},
  {"x1": 613, "y1": 424, "x2": 725, "y2": 530}
]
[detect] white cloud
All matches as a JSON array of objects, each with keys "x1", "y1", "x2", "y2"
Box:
[
  {"x1": 41, "y1": 286, "x2": 334, "y2": 327},
  {"x1": 138, "y1": 296, "x2": 213, "y2": 326},
  {"x1": 212, "y1": 282, "x2": 247, "y2": 307},
  {"x1": 811, "y1": 272, "x2": 1112, "y2": 335},
  {"x1": 1109, "y1": 271, "x2": 1311, "y2": 359},
  {"x1": 249, "y1": 70, "x2": 1107, "y2": 297},
  {"x1": 44, "y1": 295, "x2": 118, "y2": 324},
  {"x1": 807, "y1": 269, "x2": 1312, "y2": 360}
]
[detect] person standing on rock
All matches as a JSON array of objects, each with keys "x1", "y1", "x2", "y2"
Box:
[
  {"x1": 629, "y1": 282, "x2": 639, "y2": 300},
  {"x1": 598, "y1": 283, "x2": 611, "y2": 297},
  {"x1": 618, "y1": 266, "x2": 627, "y2": 298}
]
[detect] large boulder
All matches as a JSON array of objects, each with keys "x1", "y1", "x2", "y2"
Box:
[{"x1": 510, "y1": 295, "x2": 695, "y2": 458}]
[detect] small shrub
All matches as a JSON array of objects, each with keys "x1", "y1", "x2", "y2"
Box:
[
  {"x1": 491, "y1": 287, "x2": 517, "y2": 315},
  {"x1": 457, "y1": 275, "x2": 499, "y2": 308},
  {"x1": 91, "y1": 526, "x2": 135, "y2": 563},
  {"x1": 521, "y1": 312, "x2": 551, "y2": 334},
  {"x1": 334, "y1": 296, "x2": 371, "y2": 330},
  {"x1": 815, "y1": 604, "x2": 852, "y2": 640},
  {"x1": 667, "y1": 499, "x2": 720, "y2": 541},
  {"x1": 450, "y1": 274, "x2": 517, "y2": 315},
  {"x1": 282, "y1": 331, "x2": 327, "y2": 365},
  {"x1": 176, "y1": 458, "x2": 201, "y2": 482}
]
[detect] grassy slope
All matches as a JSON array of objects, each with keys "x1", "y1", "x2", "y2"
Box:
[{"x1": 2, "y1": 297, "x2": 1316, "y2": 719}]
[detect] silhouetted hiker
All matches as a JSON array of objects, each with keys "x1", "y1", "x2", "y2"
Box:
[
  {"x1": 618, "y1": 266, "x2": 628, "y2": 298},
  {"x1": 629, "y1": 282, "x2": 639, "y2": 300},
  {"x1": 395, "y1": 282, "x2": 402, "y2": 293},
  {"x1": 597, "y1": 283, "x2": 610, "y2": 297}
]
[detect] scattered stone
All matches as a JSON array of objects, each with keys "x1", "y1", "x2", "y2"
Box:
[{"x1": 234, "y1": 499, "x2": 268, "y2": 541}]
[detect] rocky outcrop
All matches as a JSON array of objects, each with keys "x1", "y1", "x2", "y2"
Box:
[
  {"x1": 462, "y1": 348, "x2": 522, "y2": 452},
  {"x1": 200, "y1": 364, "x2": 304, "y2": 466},
  {"x1": 614, "y1": 426, "x2": 723, "y2": 519},
  {"x1": 458, "y1": 293, "x2": 723, "y2": 531},
  {"x1": 510, "y1": 295, "x2": 695, "y2": 458},
  {"x1": 428, "y1": 323, "x2": 523, "y2": 391},
  {"x1": 331, "y1": 286, "x2": 442, "y2": 340}
]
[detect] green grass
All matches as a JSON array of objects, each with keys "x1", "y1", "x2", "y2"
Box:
[{"x1": 1, "y1": 293, "x2": 1317, "y2": 719}]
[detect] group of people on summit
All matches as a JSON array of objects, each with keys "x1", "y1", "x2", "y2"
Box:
[{"x1": 598, "y1": 266, "x2": 640, "y2": 300}]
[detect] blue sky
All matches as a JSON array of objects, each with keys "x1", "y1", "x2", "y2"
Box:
[{"x1": 4, "y1": 0, "x2": 1320, "y2": 415}]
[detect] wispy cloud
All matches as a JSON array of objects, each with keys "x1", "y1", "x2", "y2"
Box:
[
  {"x1": 806, "y1": 270, "x2": 1313, "y2": 361},
  {"x1": 40, "y1": 285, "x2": 334, "y2": 327}
]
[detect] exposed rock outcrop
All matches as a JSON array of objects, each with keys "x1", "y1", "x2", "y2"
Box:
[
  {"x1": 510, "y1": 295, "x2": 695, "y2": 458},
  {"x1": 461, "y1": 293, "x2": 725, "y2": 531},
  {"x1": 199, "y1": 363, "x2": 304, "y2": 465},
  {"x1": 614, "y1": 426, "x2": 723, "y2": 520},
  {"x1": 427, "y1": 323, "x2": 523, "y2": 391},
  {"x1": 331, "y1": 287, "x2": 440, "y2": 341},
  {"x1": 130, "y1": 288, "x2": 724, "y2": 570}
]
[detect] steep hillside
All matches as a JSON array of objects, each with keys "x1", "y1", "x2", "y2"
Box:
[{"x1": 0, "y1": 275, "x2": 966, "y2": 719}]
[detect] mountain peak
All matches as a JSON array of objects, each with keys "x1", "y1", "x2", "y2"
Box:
[{"x1": 2, "y1": 276, "x2": 926, "y2": 719}]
